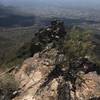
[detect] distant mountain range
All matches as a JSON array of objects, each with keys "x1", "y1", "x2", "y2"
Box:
[
  {"x1": 0, "y1": 5, "x2": 37, "y2": 27},
  {"x1": 0, "y1": 5, "x2": 100, "y2": 28}
]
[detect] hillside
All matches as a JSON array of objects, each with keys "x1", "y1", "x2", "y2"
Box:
[
  {"x1": 0, "y1": 20, "x2": 100, "y2": 100},
  {"x1": 0, "y1": 25, "x2": 40, "y2": 68},
  {"x1": 0, "y1": 5, "x2": 100, "y2": 68},
  {"x1": 0, "y1": 18, "x2": 100, "y2": 68}
]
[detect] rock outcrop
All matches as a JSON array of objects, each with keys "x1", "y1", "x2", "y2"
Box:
[
  {"x1": 14, "y1": 48, "x2": 59, "y2": 100},
  {"x1": 12, "y1": 20, "x2": 100, "y2": 100},
  {"x1": 30, "y1": 20, "x2": 66, "y2": 56},
  {"x1": 13, "y1": 48, "x2": 100, "y2": 100}
]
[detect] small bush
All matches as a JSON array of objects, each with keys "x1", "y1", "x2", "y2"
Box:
[
  {"x1": 0, "y1": 74, "x2": 19, "y2": 100},
  {"x1": 63, "y1": 29, "x2": 96, "y2": 65}
]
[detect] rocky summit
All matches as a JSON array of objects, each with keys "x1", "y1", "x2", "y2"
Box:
[{"x1": 2, "y1": 20, "x2": 100, "y2": 100}]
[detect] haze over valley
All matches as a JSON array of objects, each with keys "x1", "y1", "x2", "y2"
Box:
[{"x1": 0, "y1": 0, "x2": 100, "y2": 67}]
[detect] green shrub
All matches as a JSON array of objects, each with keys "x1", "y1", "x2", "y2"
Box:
[
  {"x1": 0, "y1": 74, "x2": 19, "y2": 100},
  {"x1": 63, "y1": 29, "x2": 96, "y2": 65}
]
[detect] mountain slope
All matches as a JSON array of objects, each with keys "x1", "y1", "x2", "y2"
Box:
[{"x1": 12, "y1": 20, "x2": 100, "y2": 100}]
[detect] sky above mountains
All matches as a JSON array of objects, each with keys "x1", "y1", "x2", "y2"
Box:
[{"x1": 0, "y1": 0, "x2": 100, "y2": 9}]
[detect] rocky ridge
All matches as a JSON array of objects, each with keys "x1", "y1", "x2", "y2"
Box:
[
  {"x1": 13, "y1": 49, "x2": 100, "y2": 100},
  {"x1": 12, "y1": 20, "x2": 100, "y2": 100}
]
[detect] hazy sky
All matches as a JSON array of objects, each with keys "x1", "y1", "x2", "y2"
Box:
[{"x1": 0, "y1": 0, "x2": 100, "y2": 9}]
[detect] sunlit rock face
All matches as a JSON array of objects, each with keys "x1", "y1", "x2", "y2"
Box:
[
  {"x1": 13, "y1": 20, "x2": 100, "y2": 100},
  {"x1": 13, "y1": 47, "x2": 100, "y2": 100}
]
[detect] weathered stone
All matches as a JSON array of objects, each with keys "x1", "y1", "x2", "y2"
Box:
[{"x1": 12, "y1": 20, "x2": 100, "y2": 100}]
